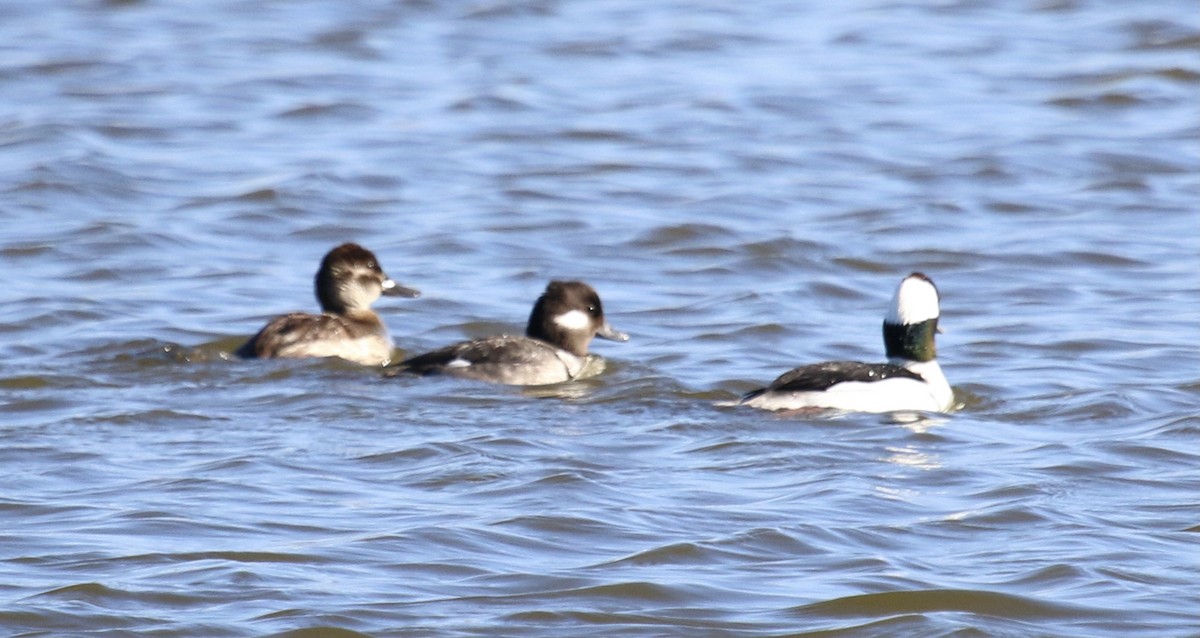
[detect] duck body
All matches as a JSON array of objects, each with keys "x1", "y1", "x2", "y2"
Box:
[
  {"x1": 388, "y1": 280, "x2": 626, "y2": 386},
  {"x1": 740, "y1": 359, "x2": 952, "y2": 413},
  {"x1": 237, "y1": 310, "x2": 398, "y2": 366},
  {"x1": 397, "y1": 334, "x2": 606, "y2": 386},
  {"x1": 739, "y1": 273, "x2": 954, "y2": 414},
  {"x1": 237, "y1": 243, "x2": 419, "y2": 366}
]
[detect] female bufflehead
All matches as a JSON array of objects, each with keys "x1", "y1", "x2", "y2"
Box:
[
  {"x1": 236, "y1": 243, "x2": 419, "y2": 366},
  {"x1": 387, "y1": 280, "x2": 628, "y2": 386},
  {"x1": 739, "y1": 272, "x2": 954, "y2": 414}
]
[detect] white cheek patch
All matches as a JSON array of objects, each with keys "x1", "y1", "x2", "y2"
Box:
[
  {"x1": 887, "y1": 277, "x2": 940, "y2": 325},
  {"x1": 446, "y1": 358, "x2": 471, "y2": 368},
  {"x1": 554, "y1": 309, "x2": 592, "y2": 331}
]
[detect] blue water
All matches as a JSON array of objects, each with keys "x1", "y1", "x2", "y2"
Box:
[{"x1": 2, "y1": 1, "x2": 1198, "y2": 636}]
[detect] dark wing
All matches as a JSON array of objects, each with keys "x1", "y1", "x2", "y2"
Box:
[
  {"x1": 389, "y1": 335, "x2": 556, "y2": 377},
  {"x1": 742, "y1": 360, "x2": 923, "y2": 401},
  {"x1": 236, "y1": 313, "x2": 345, "y2": 358}
]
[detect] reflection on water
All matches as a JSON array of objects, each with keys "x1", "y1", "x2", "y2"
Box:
[
  {"x1": 2, "y1": 0, "x2": 1199, "y2": 636},
  {"x1": 883, "y1": 446, "x2": 941, "y2": 470}
]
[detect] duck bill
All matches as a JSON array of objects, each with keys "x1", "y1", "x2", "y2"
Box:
[
  {"x1": 596, "y1": 321, "x2": 629, "y2": 342},
  {"x1": 381, "y1": 278, "x2": 421, "y2": 298}
]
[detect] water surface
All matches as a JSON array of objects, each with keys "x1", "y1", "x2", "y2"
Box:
[{"x1": 2, "y1": 0, "x2": 1198, "y2": 636}]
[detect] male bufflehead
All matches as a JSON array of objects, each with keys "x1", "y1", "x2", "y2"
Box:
[
  {"x1": 739, "y1": 272, "x2": 954, "y2": 414},
  {"x1": 386, "y1": 280, "x2": 628, "y2": 385},
  {"x1": 236, "y1": 243, "x2": 419, "y2": 366}
]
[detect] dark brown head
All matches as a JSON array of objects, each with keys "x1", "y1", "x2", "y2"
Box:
[
  {"x1": 314, "y1": 243, "x2": 419, "y2": 314},
  {"x1": 525, "y1": 280, "x2": 629, "y2": 356}
]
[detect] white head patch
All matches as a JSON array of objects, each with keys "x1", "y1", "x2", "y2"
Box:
[
  {"x1": 886, "y1": 275, "x2": 940, "y2": 325},
  {"x1": 554, "y1": 309, "x2": 592, "y2": 331}
]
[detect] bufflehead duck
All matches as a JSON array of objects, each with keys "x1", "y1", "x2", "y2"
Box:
[
  {"x1": 236, "y1": 243, "x2": 419, "y2": 366},
  {"x1": 739, "y1": 272, "x2": 954, "y2": 414},
  {"x1": 386, "y1": 280, "x2": 628, "y2": 385}
]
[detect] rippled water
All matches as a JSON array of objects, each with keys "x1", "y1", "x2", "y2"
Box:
[{"x1": 2, "y1": 0, "x2": 1198, "y2": 636}]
